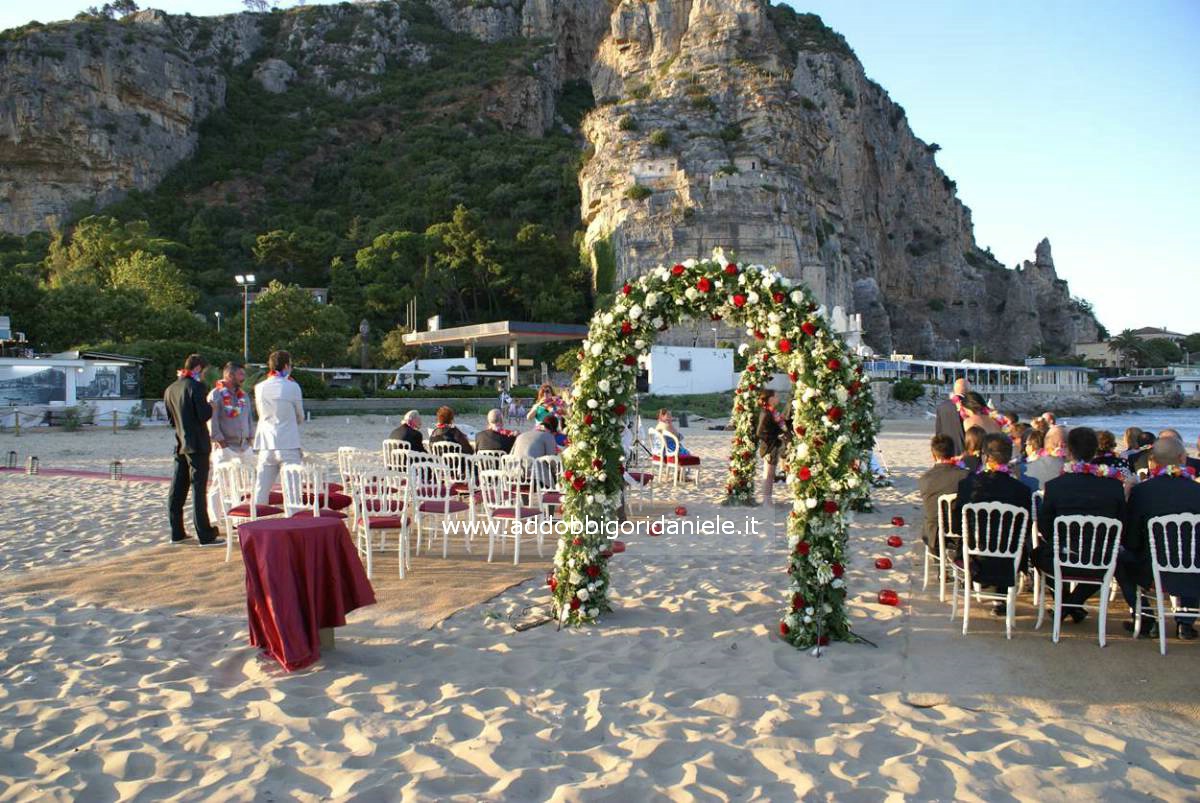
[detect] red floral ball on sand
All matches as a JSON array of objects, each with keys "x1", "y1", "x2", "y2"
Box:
[
  {"x1": 892, "y1": 516, "x2": 906, "y2": 527},
  {"x1": 878, "y1": 589, "x2": 900, "y2": 606},
  {"x1": 650, "y1": 522, "x2": 663, "y2": 536},
  {"x1": 823, "y1": 500, "x2": 839, "y2": 514},
  {"x1": 674, "y1": 505, "x2": 687, "y2": 516},
  {"x1": 732, "y1": 294, "x2": 747, "y2": 308},
  {"x1": 875, "y1": 557, "x2": 893, "y2": 570},
  {"x1": 887, "y1": 535, "x2": 903, "y2": 548},
  {"x1": 672, "y1": 263, "x2": 685, "y2": 275}
]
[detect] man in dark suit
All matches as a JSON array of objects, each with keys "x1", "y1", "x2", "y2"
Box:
[
  {"x1": 951, "y1": 434, "x2": 1032, "y2": 614},
  {"x1": 1118, "y1": 436, "x2": 1200, "y2": 640},
  {"x1": 164, "y1": 354, "x2": 222, "y2": 546},
  {"x1": 1128, "y1": 431, "x2": 1157, "y2": 475},
  {"x1": 933, "y1": 378, "x2": 969, "y2": 456},
  {"x1": 1190, "y1": 434, "x2": 1200, "y2": 473},
  {"x1": 387, "y1": 410, "x2": 426, "y2": 452},
  {"x1": 1034, "y1": 427, "x2": 1126, "y2": 623},
  {"x1": 917, "y1": 434, "x2": 968, "y2": 553},
  {"x1": 475, "y1": 409, "x2": 517, "y2": 453}
]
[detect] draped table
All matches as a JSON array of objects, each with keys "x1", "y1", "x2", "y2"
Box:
[{"x1": 238, "y1": 516, "x2": 375, "y2": 671}]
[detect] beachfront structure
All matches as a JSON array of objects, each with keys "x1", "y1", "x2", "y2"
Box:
[
  {"x1": 864, "y1": 357, "x2": 1094, "y2": 395},
  {"x1": 642, "y1": 346, "x2": 734, "y2": 395},
  {"x1": 403, "y1": 321, "x2": 589, "y2": 388},
  {"x1": 1129, "y1": 326, "x2": 1186, "y2": 343},
  {"x1": 0, "y1": 351, "x2": 147, "y2": 428},
  {"x1": 1108, "y1": 365, "x2": 1200, "y2": 397}
]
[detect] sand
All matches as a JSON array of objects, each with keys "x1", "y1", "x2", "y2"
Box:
[{"x1": 1, "y1": 416, "x2": 1198, "y2": 800}]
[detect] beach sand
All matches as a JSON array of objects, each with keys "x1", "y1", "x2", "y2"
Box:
[{"x1": 1, "y1": 416, "x2": 1198, "y2": 800}]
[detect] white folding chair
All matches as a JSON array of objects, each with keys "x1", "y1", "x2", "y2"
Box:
[
  {"x1": 1136, "y1": 513, "x2": 1200, "y2": 655},
  {"x1": 337, "y1": 447, "x2": 363, "y2": 486},
  {"x1": 950, "y1": 501, "x2": 1028, "y2": 638},
  {"x1": 1034, "y1": 515, "x2": 1122, "y2": 646},
  {"x1": 429, "y1": 440, "x2": 463, "y2": 459},
  {"x1": 923, "y1": 493, "x2": 957, "y2": 602},
  {"x1": 383, "y1": 439, "x2": 411, "y2": 473},
  {"x1": 354, "y1": 470, "x2": 409, "y2": 579},
  {"x1": 280, "y1": 463, "x2": 344, "y2": 520},
  {"x1": 407, "y1": 459, "x2": 471, "y2": 558},
  {"x1": 650, "y1": 429, "x2": 700, "y2": 487},
  {"x1": 532, "y1": 455, "x2": 564, "y2": 521},
  {"x1": 478, "y1": 469, "x2": 541, "y2": 564},
  {"x1": 213, "y1": 461, "x2": 283, "y2": 562}
]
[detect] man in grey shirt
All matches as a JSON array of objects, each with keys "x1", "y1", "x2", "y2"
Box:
[
  {"x1": 207, "y1": 362, "x2": 254, "y2": 519},
  {"x1": 1024, "y1": 425, "x2": 1067, "y2": 489},
  {"x1": 512, "y1": 415, "x2": 561, "y2": 460}
]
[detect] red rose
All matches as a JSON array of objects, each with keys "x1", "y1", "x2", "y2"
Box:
[
  {"x1": 772, "y1": 291, "x2": 785, "y2": 303},
  {"x1": 741, "y1": 451, "x2": 752, "y2": 460},
  {"x1": 796, "y1": 541, "x2": 811, "y2": 556},
  {"x1": 792, "y1": 593, "x2": 806, "y2": 611},
  {"x1": 710, "y1": 312, "x2": 722, "y2": 321},
  {"x1": 623, "y1": 355, "x2": 637, "y2": 365},
  {"x1": 614, "y1": 403, "x2": 626, "y2": 415},
  {"x1": 778, "y1": 338, "x2": 793, "y2": 353},
  {"x1": 779, "y1": 621, "x2": 790, "y2": 637},
  {"x1": 583, "y1": 414, "x2": 593, "y2": 425},
  {"x1": 621, "y1": 320, "x2": 632, "y2": 335},
  {"x1": 570, "y1": 597, "x2": 581, "y2": 610},
  {"x1": 827, "y1": 406, "x2": 843, "y2": 421},
  {"x1": 621, "y1": 284, "x2": 632, "y2": 296},
  {"x1": 827, "y1": 358, "x2": 841, "y2": 371},
  {"x1": 592, "y1": 458, "x2": 604, "y2": 469},
  {"x1": 824, "y1": 500, "x2": 839, "y2": 514},
  {"x1": 812, "y1": 437, "x2": 824, "y2": 449},
  {"x1": 586, "y1": 565, "x2": 601, "y2": 578},
  {"x1": 563, "y1": 469, "x2": 574, "y2": 479},
  {"x1": 572, "y1": 536, "x2": 583, "y2": 546},
  {"x1": 801, "y1": 321, "x2": 817, "y2": 336},
  {"x1": 798, "y1": 466, "x2": 812, "y2": 481},
  {"x1": 732, "y1": 294, "x2": 747, "y2": 308},
  {"x1": 671, "y1": 263, "x2": 685, "y2": 275},
  {"x1": 788, "y1": 371, "x2": 798, "y2": 382},
  {"x1": 578, "y1": 350, "x2": 585, "y2": 360},
  {"x1": 831, "y1": 562, "x2": 844, "y2": 578},
  {"x1": 754, "y1": 330, "x2": 765, "y2": 340},
  {"x1": 572, "y1": 476, "x2": 586, "y2": 491},
  {"x1": 794, "y1": 425, "x2": 807, "y2": 436},
  {"x1": 696, "y1": 277, "x2": 712, "y2": 292},
  {"x1": 725, "y1": 263, "x2": 738, "y2": 275},
  {"x1": 848, "y1": 380, "x2": 862, "y2": 395},
  {"x1": 546, "y1": 571, "x2": 557, "y2": 587}
]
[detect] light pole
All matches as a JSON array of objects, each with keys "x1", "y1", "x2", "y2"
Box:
[
  {"x1": 234, "y1": 274, "x2": 256, "y2": 362},
  {"x1": 214, "y1": 311, "x2": 222, "y2": 333}
]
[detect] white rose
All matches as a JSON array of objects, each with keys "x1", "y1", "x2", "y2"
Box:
[
  {"x1": 587, "y1": 399, "x2": 598, "y2": 409},
  {"x1": 683, "y1": 258, "x2": 697, "y2": 268},
  {"x1": 780, "y1": 276, "x2": 793, "y2": 288},
  {"x1": 836, "y1": 387, "x2": 849, "y2": 403},
  {"x1": 795, "y1": 442, "x2": 810, "y2": 460},
  {"x1": 685, "y1": 288, "x2": 698, "y2": 301},
  {"x1": 738, "y1": 273, "x2": 747, "y2": 285},
  {"x1": 768, "y1": 323, "x2": 782, "y2": 337},
  {"x1": 560, "y1": 608, "x2": 570, "y2": 623},
  {"x1": 591, "y1": 343, "x2": 604, "y2": 356},
  {"x1": 569, "y1": 572, "x2": 581, "y2": 585},
  {"x1": 586, "y1": 494, "x2": 595, "y2": 504},
  {"x1": 577, "y1": 588, "x2": 590, "y2": 602},
  {"x1": 790, "y1": 290, "x2": 804, "y2": 305},
  {"x1": 645, "y1": 292, "x2": 659, "y2": 307},
  {"x1": 747, "y1": 291, "x2": 759, "y2": 304},
  {"x1": 598, "y1": 379, "x2": 610, "y2": 393},
  {"x1": 602, "y1": 312, "x2": 614, "y2": 325},
  {"x1": 629, "y1": 304, "x2": 643, "y2": 320},
  {"x1": 762, "y1": 275, "x2": 775, "y2": 290},
  {"x1": 805, "y1": 606, "x2": 815, "y2": 616},
  {"x1": 598, "y1": 472, "x2": 607, "y2": 481},
  {"x1": 832, "y1": 578, "x2": 845, "y2": 589},
  {"x1": 652, "y1": 317, "x2": 663, "y2": 328},
  {"x1": 635, "y1": 339, "x2": 646, "y2": 350},
  {"x1": 738, "y1": 343, "x2": 750, "y2": 355},
  {"x1": 806, "y1": 498, "x2": 818, "y2": 510}
]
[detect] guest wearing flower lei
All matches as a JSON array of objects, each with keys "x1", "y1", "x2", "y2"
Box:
[
  {"x1": 205, "y1": 362, "x2": 255, "y2": 521},
  {"x1": 1120, "y1": 427, "x2": 1144, "y2": 460},
  {"x1": 960, "y1": 426, "x2": 987, "y2": 474},
  {"x1": 958, "y1": 391, "x2": 1003, "y2": 436},
  {"x1": 755, "y1": 389, "x2": 787, "y2": 505},
  {"x1": 1128, "y1": 430, "x2": 1158, "y2": 475},
  {"x1": 252, "y1": 350, "x2": 306, "y2": 505},
  {"x1": 1025, "y1": 426, "x2": 1068, "y2": 489},
  {"x1": 918, "y1": 434, "x2": 969, "y2": 555},
  {"x1": 527, "y1": 383, "x2": 566, "y2": 425},
  {"x1": 1093, "y1": 430, "x2": 1131, "y2": 473},
  {"x1": 1033, "y1": 427, "x2": 1127, "y2": 625},
  {"x1": 475, "y1": 408, "x2": 517, "y2": 454},
  {"x1": 1117, "y1": 436, "x2": 1200, "y2": 640},
  {"x1": 951, "y1": 434, "x2": 1032, "y2": 615},
  {"x1": 429, "y1": 406, "x2": 474, "y2": 455},
  {"x1": 934, "y1": 378, "x2": 970, "y2": 455}
]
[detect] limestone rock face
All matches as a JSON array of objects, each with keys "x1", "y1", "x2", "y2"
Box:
[{"x1": 253, "y1": 58, "x2": 296, "y2": 94}]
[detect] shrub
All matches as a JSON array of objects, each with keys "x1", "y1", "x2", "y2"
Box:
[
  {"x1": 689, "y1": 95, "x2": 717, "y2": 112},
  {"x1": 626, "y1": 83, "x2": 651, "y2": 100},
  {"x1": 800, "y1": 96, "x2": 817, "y2": 111},
  {"x1": 618, "y1": 114, "x2": 637, "y2": 131},
  {"x1": 891, "y1": 378, "x2": 925, "y2": 403},
  {"x1": 927, "y1": 298, "x2": 946, "y2": 312},
  {"x1": 718, "y1": 124, "x2": 742, "y2": 143},
  {"x1": 625, "y1": 185, "x2": 652, "y2": 201},
  {"x1": 649, "y1": 129, "x2": 670, "y2": 148}
]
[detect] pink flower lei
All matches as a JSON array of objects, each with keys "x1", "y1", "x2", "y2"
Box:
[
  {"x1": 1062, "y1": 461, "x2": 1130, "y2": 482},
  {"x1": 950, "y1": 394, "x2": 1014, "y2": 435},
  {"x1": 213, "y1": 379, "x2": 247, "y2": 419},
  {"x1": 977, "y1": 459, "x2": 1012, "y2": 476},
  {"x1": 1036, "y1": 447, "x2": 1068, "y2": 459},
  {"x1": 1149, "y1": 465, "x2": 1199, "y2": 482}
]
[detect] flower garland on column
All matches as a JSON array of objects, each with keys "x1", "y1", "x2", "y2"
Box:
[
  {"x1": 723, "y1": 348, "x2": 774, "y2": 506},
  {"x1": 552, "y1": 250, "x2": 878, "y2": 650}
]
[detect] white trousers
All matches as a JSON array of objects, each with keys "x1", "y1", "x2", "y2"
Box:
[
  {"x1": 254, "y1": 448, "x2": 303, "y2": 505},
  {"x1": 207, "y1": 445, "x2": 253, "y2": 521}
]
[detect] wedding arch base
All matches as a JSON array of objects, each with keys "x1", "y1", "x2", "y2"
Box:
[{"x1": 550, "y1": 249, "x2": 878, "y2": 651}]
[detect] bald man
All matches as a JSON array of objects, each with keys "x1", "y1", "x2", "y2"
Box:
[
  {"x1": 1024, "y1": 425, "x2": 1067, "y2": 489},
  {"x1": 934, "y1": 378, "x2": 969, "y2": 456}
]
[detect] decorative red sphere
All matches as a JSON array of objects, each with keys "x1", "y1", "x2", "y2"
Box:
[
  {"x1": 874, "y1": 557, "x2": 893, "y2": 570},
  {"x1": 674, "y1": 505, "x2": 687, "y2": 516},
  {"x1": 886, "y1": 535, "x2": 903, "y2": 548},
  {"x1": 891, "y1": 516, "x2": 906, "y2": 527},
  {"x1": 878, "y1": 589, "x2": 900, "y2": 606},
  {"x1": 650, "y1": 523, "x2": 663, "y2": 536}
]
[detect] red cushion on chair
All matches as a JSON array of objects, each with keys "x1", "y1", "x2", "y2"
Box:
[
  {"x1": 626, "y1": 471, "x2": 654, "y2": 485},
  {"x1": 327, "y1": 482, "x2": 344, "y2": 494},
  {"x1": 450, "y1": 481, "x2": 471, "y2": 494},
  {"x1": 267, "y1": 490, "x2": 284, "y2": 505},
  {"x1": 492, "y1": 506, "x2": 540, "y2": 519},
  {"x1": 417, "y1": 500, "x2": 469, "y2": 514},
  {"x1": 228, "y1": 503, "x2": 283, "y2": 517},
  {"x1": 540, "y1": 491, "x2": 563, "y2": 504},
  {"x1": 292, "y1": 509, "x2": 347, "y2": 520},
  {"x1": 366, "y1": 515, "x2": 406, "y2": 529},
  {"x1": 650, "y1": 454, "x2": 700, "y2": 465}
]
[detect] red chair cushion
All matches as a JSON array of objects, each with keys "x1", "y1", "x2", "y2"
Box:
[
  {"x1": 627, "y1": 471, "x2": 654, "y2": 485},
  {"x1": 651, "y1": 454, "x2": 701, "y2": 465},
  {"x1": 417, "y1": 500, "x2": 470, "y2": 514},
  {"x1": 227, "y1": 503, "x2": 283, "y2": 517},
  {"x1": 292, "y1": 509, "x2": 347, "y2": 520},
  {"x1": 366, "y1": 515, "x2": 406, "y2": 529},
  {"x1": 450, "y1": 481, "x2": 471, "y2": 494},
  {"x1": 266, "y1": 489, "x2": 352, "y2": 510},
  {"x1": 266, "y1": 490, "x2": 284, "y2": 505},
  {"x1": 540, "y1": 491, "x2": 563, "y2": 504},
  {"x1": 492, "y1": 507, "x2": 540, "y2": 519}
]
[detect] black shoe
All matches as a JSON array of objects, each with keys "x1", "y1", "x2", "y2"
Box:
[
  {"x1": 1059, "y1": 608, "x2": 1087, "y2": 625},
  {"x1": 170, "y1": 535, "x2": 192, "y2": 544},
  {"x1": 1123, "y1": 618, "x2": 1157, "y2": 638},
  {"x1": 1178, "y1": 622, "x2": 1198, "y2": 641},
  {"x1": 198, "y1": 538, "x2": 226, "y2": 547},
  {"x1": 991, "y1": 602, "x2": 1007, "y2": 617}
]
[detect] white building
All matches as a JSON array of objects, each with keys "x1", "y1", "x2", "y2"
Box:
[
  {"x1": 0, "y1": 351, "x2": 148, "y2": 429},
  {"x1": 643, "y1": 346, "x2": 734, "y2": 395}
]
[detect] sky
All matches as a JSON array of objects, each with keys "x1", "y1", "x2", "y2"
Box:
[{"x1": 3, "y1": 0, "x2": 1198, "y2": 336}]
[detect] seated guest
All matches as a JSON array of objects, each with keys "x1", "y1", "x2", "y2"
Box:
[
  {"x1": 1024, "y1": 428, "x2": 1044, "y2": 461},
  {"x1": 388, "y1": 410, "x2": 426, "y2": 453},
  {"x1": 1025, "y1": 425, "x2": 1067, "y2": 489},
  {"x1": 1008, "y1": 423, "x2": 1037, "y2": 490},
  {"x1": 1129, "y1": 431, "x2": 1158, "y2": 475},
  {"x1": 1031, "y1": 417, "x2": 1049, "y2": 435},
  {"x1": 917, "y1": 434, "x2": 969, "y2": 554},
  {"x1": 1094, "y1": 430, "x2": 1131, "y2": 472},
  {"x1": 961, "y1": 392, "x2": 1001, "y2": 434},
  {"x1": 512, "y1": 414, "x2": 560, "y2": 461},
  {"x1": 429, "y1": 406, "x2": 474, "y2": 455},
  {"x1": 1121, "y1": 427, "x2": 1144, "y2": 461},
  {"x1": 1117, "y1": 437, "x2": 1200, "y2": 640},
  {"x1": 1042, "y1": 411, "x2": 1057, "y2": 427},
  {"x1": 951, "y1": 434, "x2": 1033, "y2": 614},
  {"x1": 475, "y1": 409, "x2": 517, "y2": 453},
  {"x1": 1034, "y1": 426, "x2": 1127, "y2": 624},
  {"x1": 960, "y1": 425, "x2": 987, "y2": 473},
  {"x1": 1192, "y1": 435, "x2": 1200, "y2": 473},
  {"x1": 657, "y1": 408, "x2": 692, "y2": 456}
]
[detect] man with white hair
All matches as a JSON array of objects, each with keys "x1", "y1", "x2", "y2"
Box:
[
  {"x1": 934, "y1": 377, "x2": 969, "y2": 456},
  {"x1": 1025, "y1": 425, "x2": 1067, "y2": 489},
  {"x1": 475, "y1": 408, "x2": 516, "y2": 453},
  {"x1": 1118, "y1": 436, "x2": 1200, "y2": 640},
  {"x1": 387, "y1": 410, "x2": 426, "y2": 452}
]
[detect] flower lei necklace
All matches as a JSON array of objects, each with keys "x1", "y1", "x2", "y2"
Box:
[
  {"x1": 1062, "y1": 461, "x2": 1130, "y2": 482},
  {"x1": 1150, "y1": 465, "x2": 1199, "y2": 481},
  {"x1": 176, "y1": 368, "x2": 203, "y2": 379},
  {"x1": 766, "y1": 402, "x2": 787, "y2": 430},
  {"x1": 1036, "y1": 447, "x2": 1067, "y2": 459},
  {"x1": 267, "y1": 370, "x2": 295, "y2": 381},
  {"x1": 937, "y1": 457, "x2": 967, "y2": 469},
  {"x1": 950, "y1": 394, "x2": 1014, "y2": 435},
  {"x1": 213, "y1": 380, "x2": 247, "y2": 419},
  {"x1": 977, "y1": 459, "x2": 1012, "y2": 476}
]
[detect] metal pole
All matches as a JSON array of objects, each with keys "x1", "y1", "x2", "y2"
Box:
[{"x1": 242, "y1": 285, "x2": 250, "y2": 362}]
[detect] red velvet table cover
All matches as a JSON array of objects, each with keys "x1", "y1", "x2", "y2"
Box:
[{"x1": 239, "y1": 517, "x2": 375, "y2": 671}]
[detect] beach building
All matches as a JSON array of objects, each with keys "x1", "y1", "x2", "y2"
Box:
[
  {"x1": 864, "y1": 356, "x2": 1094, "y2": 395},
  {"x1": 0, "y1": 351, "x2": 147, "y2": 429}
]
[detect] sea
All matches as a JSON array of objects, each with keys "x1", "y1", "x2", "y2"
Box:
[{"x1": 1057, "y1": 408, "x2": 1200, "y2": 447}]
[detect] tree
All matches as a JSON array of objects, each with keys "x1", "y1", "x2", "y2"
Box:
[
  {"x1": 242, "y1": 0, "x2": 270, "y2": 11},
  {"x1": 232, "y1": 281, "x2": 351, "y2": 366},
  {"x1": 1181, "y1": 332, "x2": 1200, "y2": 357},
  {"x1": 252, "y1": 227, "x2": 337, "y2": 288},
  {"x1": 378, "y1": 325, "x2": 417, "y2": 366},
  {"x1": 110, "y1": 0, "x2": 139, "y2": 16},
  {"x1": 426, "y1": 206, "x2": 503, "y2": 324},
  {"x1": 1142, "y1": 337, "x2": 1183, "y2": 368},
  {"x1": 1108, "y1": 329, "x2": 1145, "y2": 371},
  {"x1": 45, "y1": 216, "x2": 177, "y2": 289},
  {"x1": 110, "y1": 250, "x2": 197, "y2": 310}
]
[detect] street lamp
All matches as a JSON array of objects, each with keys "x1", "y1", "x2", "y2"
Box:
[
  {"x1": 214, "y1": 311, "x2": 222, "y2": 333},
  {"x1": 234, "y1": 274, "x2": 257, "y2": 362}
]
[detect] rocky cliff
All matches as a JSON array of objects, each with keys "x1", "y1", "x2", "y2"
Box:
[{"x1": 0, "y1": 0, "x2": 1100, "y2": 360}]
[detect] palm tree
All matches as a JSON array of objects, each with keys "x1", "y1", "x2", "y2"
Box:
[{"x1": 1108, "y1": 329, "x2": 1144, "y2": 372}]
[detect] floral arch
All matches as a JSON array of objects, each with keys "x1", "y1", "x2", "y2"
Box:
[{"x1": 551, "y1": 250, "x2": 878, "y2": 650}]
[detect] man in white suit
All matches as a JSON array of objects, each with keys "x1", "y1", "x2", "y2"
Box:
[{"x1": 253, "y1": 350, "x2": 305, "y2": 504}]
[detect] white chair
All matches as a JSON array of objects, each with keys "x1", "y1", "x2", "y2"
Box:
[
  {"x1": 1034, "y1": 515, "x2": 1122, "y2": 646},
  {"x1": 213, "y1": 461, "x2": 283, "y2": 563},
  {"x1": 950, "y1": 501, "x2": 1028, "y2": 638},
  {"x1": 649, "y1": 428, "x2": 701, "y2": 487},
  {"x1": 407, "y1": 459, "x2": 470, "y2": 558},
  {"x1": 383, "y1": 438, "x2": 411, "y2": 473},
  {"x1": 429, "y1": 440, "x2": 463, "y2": 459},
  {"x1": 1135, "y1": 513, "x2": 1200, "y2": 655},
  {"x1": 440, "y1": 451, "x2": 478, "y2": 519},
  {"x1": 280, "y1": 463, "x2": 344, "y2": 520},
  {"x1": 532, "y1": 454, "x2": 564, "y2": 520},
  {"x1": 353, "y1": 470, "x2": 409, "y2": 579},
  {"x1": 337, "y1": 447, "x2": 363, "y2": 486},
  {"x1": 922, "y1": 493, "x2": 957, "y2": 602},
  {"x1": 478, "y1": 469, "x2": 541, "y2": 564}
]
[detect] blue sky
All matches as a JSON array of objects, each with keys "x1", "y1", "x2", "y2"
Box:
[{"x1": 4, "y1": 1, "x2": 1198, "y2": 335}]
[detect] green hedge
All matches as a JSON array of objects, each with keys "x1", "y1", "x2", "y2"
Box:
[{"x1": 891, "y1": 377, "x2": 925, "y2": 403}]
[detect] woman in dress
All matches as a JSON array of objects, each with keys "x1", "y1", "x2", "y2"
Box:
[
  {"x1": 961, "y1": 391, "x2": 1001, "y2": 435},
  {"x1": 654, "y1": 409, "x2": 691, "y2": 457},
  {"x1": 756, "y1": 389, "x2": 787, "y2": 505}
]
